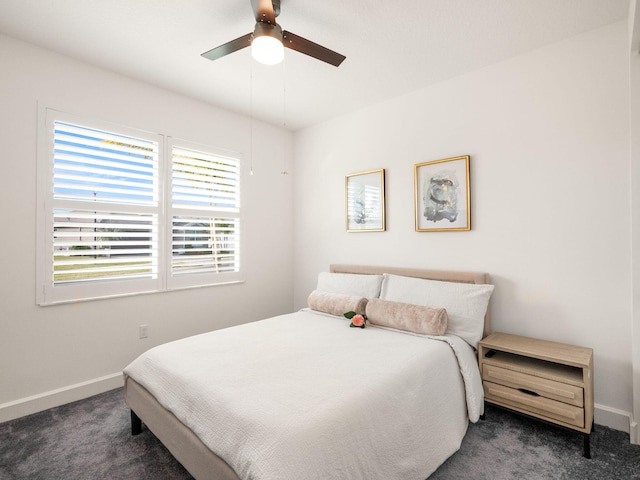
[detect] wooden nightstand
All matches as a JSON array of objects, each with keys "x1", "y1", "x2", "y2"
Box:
[{"x1": 478, "y1": 332, "x2": 594, "y2": 458}]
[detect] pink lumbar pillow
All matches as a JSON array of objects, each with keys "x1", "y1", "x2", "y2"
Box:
[
  {"x1": 307, "y1": 290, "x2": 368, "y2": 317},
  {"x1": 365, "y1": 298, "x2": 448, "y2": 335}
]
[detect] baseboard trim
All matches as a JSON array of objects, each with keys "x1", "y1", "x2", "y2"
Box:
[
  {"x1": 594, "y1": 403, "x2": 633, "y2": 435},
  {"x1": 0, "y1": 373, "x2": 123, "y2": 423},
  {"x1": 630, "y1": 416, "x2": 639, "y2": 445}
]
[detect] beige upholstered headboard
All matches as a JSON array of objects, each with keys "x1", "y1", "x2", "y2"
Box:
[{"x1": 329, "y1": 264, "x2": 492, "y2": 338}]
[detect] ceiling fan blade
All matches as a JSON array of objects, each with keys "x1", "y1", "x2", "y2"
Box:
[
  {"x1": 201, "y1": 33, "x2": 252, "y2": 61},
  {"x1": 250, "y1": 0, "x2": 276, "y2": 24},
  {"x1": 282, "y1": 31, "x2": 346, "y2": 67}
]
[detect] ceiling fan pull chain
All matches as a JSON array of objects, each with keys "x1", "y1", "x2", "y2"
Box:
[
  {"x1": 281, "y1": 57, "x2": 288, "y2": 175},
  {"x1": 249, "y1": 60, "x2": 254, "y2": 176}
]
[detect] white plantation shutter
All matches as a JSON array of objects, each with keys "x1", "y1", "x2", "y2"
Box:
[
  {"x1": 50, "y1": 120, "x2": 160, "y2": 289},
  {"x1": 37, "y1": 109, "x2": 243, "y2": 304},
  {"x1": 38, "y1": 113, "x2": 163, "y2": 304},
  {"x1": 52, "y1": 210, "x2": 158, "y2": 284},
  {"x1": 52, "y1": 122, "x2": 158, "y2": 206},
  {"x1": 169, "y1": 141, "x2": 241, "y2": 288},
  {"x1": 171, "y1": 146, "x2": 239, "y2": 211}
]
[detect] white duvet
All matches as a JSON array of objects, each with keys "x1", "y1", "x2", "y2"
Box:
[{"x1": 124, "y1": 310, "x2": 483, "y2": 480}]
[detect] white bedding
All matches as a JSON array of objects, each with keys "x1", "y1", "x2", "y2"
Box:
[{"x1": 124, "y1": 310, "x2": 483, "y2": 480}]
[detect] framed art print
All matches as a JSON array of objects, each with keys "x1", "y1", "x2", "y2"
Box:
[
  {"x1": 345, "y1": 169, "x2": 386, "y2": 232},
  {"x1": 414, "y1": 155, "x2": 470, "y2": 232}
]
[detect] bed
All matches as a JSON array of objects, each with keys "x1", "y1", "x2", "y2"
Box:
[{"x1": 123, "y1": 264, "x2": 494, "y2": 480}]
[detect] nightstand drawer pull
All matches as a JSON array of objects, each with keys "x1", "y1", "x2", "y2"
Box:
[{"x1": 518, "y1": 388, "x2": 540, "y2": 397}]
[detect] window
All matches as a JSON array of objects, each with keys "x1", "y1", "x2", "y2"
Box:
[
  {"x1": 167, "y1": 141, "x2": 241, "y2": 290},
  {"x1": 37, "y1": 109, "x2": 242, "y2": 305}
]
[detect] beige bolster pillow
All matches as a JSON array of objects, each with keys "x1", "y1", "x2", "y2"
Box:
[
  {"x1": 308, "y1": 290, "x2": 368, "y2": 317},
  {"x1": 366, "y1": 298, "x2": 448, "y2": 335}
]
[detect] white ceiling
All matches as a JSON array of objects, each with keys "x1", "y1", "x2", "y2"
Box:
[{"x1": 0, "y1": 0, "x2": 630, "y2": 130}]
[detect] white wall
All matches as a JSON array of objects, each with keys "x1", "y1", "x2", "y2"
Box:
[
  {"x1": 293, "y1": 22, "x2": 633, "y2": 430},
  {"x1": 0, "y1": 35, "x2": 294, "y2": 420},
  {"x1": 630, "y1": 0, "x2": 640, "y2": 444}
]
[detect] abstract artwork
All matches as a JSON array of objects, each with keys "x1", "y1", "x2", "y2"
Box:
[
  {"x1": 345, "y1": 169, "x2": 386, "y2": 232},
  {"x1": 414, "y1": 156, "x2": 470, "y2": 231}
]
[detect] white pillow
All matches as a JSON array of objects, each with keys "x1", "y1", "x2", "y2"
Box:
[
  {"x1": 316, "y1": 272, "x2": 383, "y2": 299},
  {"x1": 379, "y1": 273, "x2": 494, "y2": 348}
]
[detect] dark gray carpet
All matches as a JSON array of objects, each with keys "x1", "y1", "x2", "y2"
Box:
[
  {"x1": 1, "y1": 387, "x2": 638, "y2": 479},
  {"x1": 431, "y1": 407, "x2": 640, "y2": 480}
]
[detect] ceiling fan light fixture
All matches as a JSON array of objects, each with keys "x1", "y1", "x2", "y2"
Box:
[
  {"x1": 201, "y1": 1, "x2": 345, "y2": 67},
  {"x1": 251, "y1": 23, "x2": 284, "y2": 65}
]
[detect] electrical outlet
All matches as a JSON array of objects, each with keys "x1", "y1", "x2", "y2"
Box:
[{"x1": 139, "y1": 324, "x2": 149, "y2": 339}]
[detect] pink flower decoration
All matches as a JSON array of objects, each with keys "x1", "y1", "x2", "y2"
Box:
[{"x1": 351, "y1": 314, "x2": 365, "y2": 327}]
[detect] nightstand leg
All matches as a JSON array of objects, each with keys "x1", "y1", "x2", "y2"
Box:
[{"x1": 583, "y1": 433, "x2": 590, "y2": 459}]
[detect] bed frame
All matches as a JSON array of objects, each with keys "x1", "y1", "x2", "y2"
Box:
[{"x1": 124, "y1": 264, "x2": 491, "y2": 480}]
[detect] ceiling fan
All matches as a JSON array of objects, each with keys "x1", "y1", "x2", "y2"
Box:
[{"x1": 201, "y1": 0, "x2": 346, "y2": 67}]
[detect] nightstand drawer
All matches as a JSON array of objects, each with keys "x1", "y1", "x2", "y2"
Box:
[
  {"x1": 484, "y1": 381, "x2": 584, "y2": 428},
  {"x1": 483, "y1": 364, "x2": 584, "y2": 407}
]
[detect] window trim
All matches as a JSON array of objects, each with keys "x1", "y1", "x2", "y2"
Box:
[{"x1": 36, "y1": 106, "x2": 243, "y2": 306}]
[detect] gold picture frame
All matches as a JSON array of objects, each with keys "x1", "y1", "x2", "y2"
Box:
[
  {"x1": 345, "y1": 169, "x2": 386, "y2": 232},
  {"x1": 414, "y1": 155, "x2": 470, "y2": 232}
]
